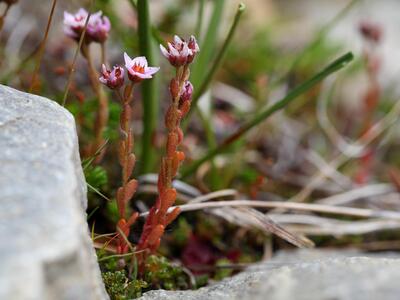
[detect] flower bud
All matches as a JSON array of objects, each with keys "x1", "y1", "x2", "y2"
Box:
[
  {"x1": 180, "y1": 81, "x2": 193, "y2": 103},
  {"x1": 99, "y1": 64, "x2": 124, "y2": 89},
  {"x1": 160, "y1": 35, "x2": 200, "y2": 67}
]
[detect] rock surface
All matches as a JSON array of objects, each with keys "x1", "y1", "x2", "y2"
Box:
[
  {"x1": 0, "y1": 85, "x2": 108, "y2": 300},
  {"x1": 139, "y1": 249, "x2": 400, "y2": 300}
]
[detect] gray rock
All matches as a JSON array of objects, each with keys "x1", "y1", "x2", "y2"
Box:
[
  {"x1": 0, "y1": 85, "x2": 108, "y2": 300},
  {"x1": 139, "y1": 249, "x2": 400, "y2": 300}
]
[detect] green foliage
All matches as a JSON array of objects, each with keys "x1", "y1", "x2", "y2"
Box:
[
  {"x1": 191, "y1": 0, "x2": 225, "y2": 88},
  {"x1": 172, "y1": 218, "x2": 192, "y2": 247},
  {"x1": 102, "y1": 270, "x2": 148, "y2": 300},
  {"x1": 214, "y1": 258, "x2": 233, "y2": 281},
  {"x1": 144, "y1": 255, "x2": 189, "y2": 290},
  {"x1": 105, "y1": 200, "x2": 120, "y2": 224},
  {"x1": 136, "y1": 0, "x2": 159, "y2": 173},
  {"x1": 85, "y1": 165, "x2": 108, "y2": 192}
]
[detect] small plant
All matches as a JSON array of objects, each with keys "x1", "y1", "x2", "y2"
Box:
[
  {"x1": 99, "y1": 54, "x2": 159, "y2": 256},
  {"x1": 136, "y1": 35, "x2": 199, "y2": 268}
]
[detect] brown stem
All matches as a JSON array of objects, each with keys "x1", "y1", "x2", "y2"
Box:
[
  {"x1": 136, "y1": 64, "x2": 191, "y2": 267},
  {"x1": 0, "y1": 4, "x2": 11, "y2": 33},
  {"x1": 101, "y1": 42, "x2": 107, "y2": 66},
  {"x1": 29, "y1": 0, "x2": 58, "y2": 93},
  {"x1": 115, "y1": 83, "x2": 139, "y2": 254},
  {"x1": 82, "y1": 44, "x2": 109, "y2": 160}
]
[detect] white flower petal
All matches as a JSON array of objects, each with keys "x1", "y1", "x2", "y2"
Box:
[
  {"x1": 174, "y1": 35, "x2": 183, "y2": 44},
  {"x1": 160, "y1": 44, "x2": 169, "y2": 58},
  {"x1": 145, "y1": 67, "x2": 160, "y2": 76},
  {"x1": 124, "y1": 52, "x2": 133, "y2": 68}
]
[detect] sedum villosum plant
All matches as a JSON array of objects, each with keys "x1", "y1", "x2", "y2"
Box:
[
  {"x1": 99, "y1": 54, "x2": 159, "y2": 256},
  {"x1": 98, "y1": 33, "x2": 199, "y2": 269},
  {"x1": 136, "y1": 36, "x2": 199, "y2": 266},
  {"x1": 64, "y1": 9, "x2": 111, "y2": 159}
]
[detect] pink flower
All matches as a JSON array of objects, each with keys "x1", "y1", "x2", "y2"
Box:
[
  {"x1": 160, "y1": 35, "x2": 200, "y2": 67},
  {"x1": 187, "y1": 36, "x2": 200, "y2": 63},
  {"x1": 124, "y1": 53, "x2": 160, "y2": 83},
  {"x1": 64, "y1": 9, "x2": 111, "y2": 43},
  {"x1": 99, "y1": 64, "x2": 124, "y2": 89},
  {"x1": 87, "y1": 11, "x2": 111, "y2": 43},
  {"x1": 64, "y1": 8, "x2": 88, "y2": 41}
]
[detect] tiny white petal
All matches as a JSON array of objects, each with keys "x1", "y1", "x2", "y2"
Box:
[
  {"x1": 160, "y1": 44, "x2": 169, "y2": 58},
  {"x1": 174, "y1": 35, "x2": 183, "y2": 44},
  {"x1": 145, "y1": 67, "x2": 160, "y2": 75},
  {"x1": 168, "y1": 43, "x2": 179, "y2": 56},
  {"x1": 124, "y1": 52, "x2": 133, "y2": 68}
]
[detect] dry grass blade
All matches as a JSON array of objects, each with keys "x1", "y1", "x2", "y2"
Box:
[
  {"x1": 240, "y1": 207, "x2": 314, "y2": 248},
  {"x1": 139, "y1": 200, "x2": 400, "y2": 220},
  {"x1": 212, "y1": 206, "x2": 313, "y2": 248},
  {"x1": 316, "y1": 183, "x2": 394, "y2": 205},
  {"x1": 189, "y1": 189, "x2": 237, "y2": 203},
  {"x1": 268, "y1": 214, "x2": 400, "y2": 236},
  {"x1": 292, "y1": 97, "x2": 400, "y2": 202}
]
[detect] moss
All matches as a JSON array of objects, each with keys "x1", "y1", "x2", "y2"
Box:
[
  {"x1": 144, "y1": 255, "x2": 189, "y2": 290},
  {"x1": 102, "y1": 270, "x2": 148, "y2": 300},
  {"x1": 99, "y1": 253, "x2": 191, "y2": 299}
]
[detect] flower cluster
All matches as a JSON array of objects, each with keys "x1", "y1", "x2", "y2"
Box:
[
  {"x1": 160, "y1": 35, "x2": 199, "y2": 67},
  {"x1": 99, "y1": 65, "x2": 124, "y2": 89},
  {"x1": 64, "y1": 9, "x2": 111, "y2": 43},
  {"x1": 99, "y1": 53, "x2": 159, "y2": 89},
  {"x1": 97, "y1": 34, "x2": 198, "y2": 264}
]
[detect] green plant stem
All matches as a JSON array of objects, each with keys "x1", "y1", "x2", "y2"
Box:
[
  {"x1": 183, "y1": 3, "x2": 245, "y2": 186},
  {"x1": 189, "y1": 3, "x2": 245, "y2": 117},
  {"x1": 181, "y1": 52, "x2": 354, "y2": 178},
  {"x1": 195, "y1": 0, "x2": 205, "y2": 39},
  {"x1": 190, "y1": 0, "x2": 225, "y2": 88},
  {"x1": 137, "y1": 0, "x2": 158, "y2": 174}
]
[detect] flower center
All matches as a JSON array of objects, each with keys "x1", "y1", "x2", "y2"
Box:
[{"x1": 132, "y1": 64, "x2": 145, "y2": 74}]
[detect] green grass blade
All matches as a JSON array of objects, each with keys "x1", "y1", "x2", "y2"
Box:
[
  {"x1": 137, "y1": 0, "x2": 159, "y2": 174},
  {"x1": 181, "y1": 52, "x2": 354, "y2": 178},
  {"x1": 187, "y1": 3, "x2": 245, "y2": 121},
  {"x1": 191, "y1": 0, "x2": 225, "y2": 88},
  {"x1": 195, "y1": 0, "x2": 205, "y2": 38}
]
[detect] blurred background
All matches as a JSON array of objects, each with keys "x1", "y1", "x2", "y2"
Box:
[{"x1": 3, "y1": 0, "x2": 400, "y2": 287}]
